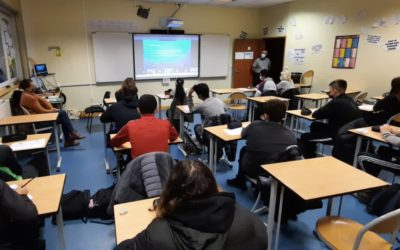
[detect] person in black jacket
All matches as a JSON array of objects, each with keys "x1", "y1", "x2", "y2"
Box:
[
  {"x1": 371, "y1": 76, "x2": 400, "y2": 125},
  {"x1": 0, "y1": 179, "x2": 43, "y2": 250},
  {"x1": 115, "y1": 160, "x2": 267, "y2": 250},
  {"x1": 100, "y1": 82, "x2": 141, "y2": 133},
  {"x1": 115, "y1": 77, "x2": 138, "y2": 102},
  {"x1": 299, "y1": 79, "x2": 362, "y2": 158},
  {"x1": 227, "y1": 99, "x2": 297, "y2": 190}
]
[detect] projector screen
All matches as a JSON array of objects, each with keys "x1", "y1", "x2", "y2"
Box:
[{"x1": 133, "y1": 34, "x2": 200, "y2": 80}]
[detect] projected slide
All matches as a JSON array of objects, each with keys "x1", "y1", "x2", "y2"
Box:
[{"x1": 133, "y1": 34, "x2": 199, "y2": 80}]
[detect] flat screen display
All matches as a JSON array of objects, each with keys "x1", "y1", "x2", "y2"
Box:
[{"x1": 133, "y1": 34, "x2": 199, "y2": 80}]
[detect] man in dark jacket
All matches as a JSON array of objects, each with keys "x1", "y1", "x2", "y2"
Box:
[
  {"x1": 371, "y1": 76, "x2": 400, "y2": 125},
  {"x1": 0, "y1": 179, "x2": 43, "y2": 250},
  {"x1": 100, "y1": 85, "x2": 140, "y2": 133},
  {"x1": 299, "y1": 79, "x2": 361, "y2": 158},
  {"x1": 227, "y1": 99, "x2": 297, "y2": 190}
]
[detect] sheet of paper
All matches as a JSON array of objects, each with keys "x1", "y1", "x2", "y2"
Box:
[
  {"x1": 335, "y1": 15, "x2": 347, "y2": 24},
  {"x1": 366, "y1": 34, "x2": 381, "y2": 44},
  {"x1": 235, "y1": 52, "x2": 245, "y2": 60},
  {"x1": 289, "y1": 17, "x2": 296, "y2": 27},
  {"x1": 311, "y1": 44, "x2": 323, "y2": 54},
  {"x1": 324, "y1": 16, "x2": 335, "y2": 25},
  {"x1": 10, "y1": 139, "x2": 46, "y2": 151},
  {"x1": 355, "y1": 128, "x2": 368, "y2": 134},
  {"x1": 244, "y1": 52, "x2": 253, "y2": 60},
  {"x1": 384, "y1": 39, "x2": 399, "y2": 51},
  {"x1": 223, "y1": 128, "x2": 242, "y2": 136},
  {"x1": 358, "y1": 104, "x2": 373, "y2": 112}
]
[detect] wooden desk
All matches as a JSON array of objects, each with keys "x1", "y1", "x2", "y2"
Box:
[
  {"x1": 321, "y1": 88, "x2": 361, "y2": 95},
  {"x1": 210, "y1": 87, "x2": 256, "y2": 97},
  {"x1": 295, "y1": 93, "x2": 329, "y2": 109},
  {"x1": 0, "y1": 84, "x2": 17, "y2": 97},
  {"x1": 155, "y1": 94, "x2": 172, "y2": 119},
  {"x1": 294, "y1": 83, "x2": 312, "y2": 89},
  {"x1": 114, "y1": 197, "x2": 157, "y2": 244},
  {"x1": 7, "y1": 174, "x2": 67, "y2": 250},
  {"x1": 104, "y1": 97, "x2": 117, "y2": 105},
  {"x1": 2, "y1": 133, "x2": 52, "y2": 173},
  {"x1": 371, "y1": 96, "x2": 384, "y2": 101},
  {"x1": 262, "y1": 157, "x2": 389, "y2": 250},
  {"x1": 247, "y1": 96, "x2": 289, "y2": 121},
  {"x1": 204, "y1": 122, "x2": 250, "y2": 172},
  {"x1": 0, "y1": 113, "x2": 62, "y2": 171},
  {"x1": 348, "y1": 126, "x2": 396, "y2": 167},
  {"x1": 285, "y1": 109, "x2": 317, "y2": 132}
]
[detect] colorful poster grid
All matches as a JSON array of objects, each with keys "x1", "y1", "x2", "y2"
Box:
[{"x1": 332, "y1": 35, "x2": 359, "y2": 69}]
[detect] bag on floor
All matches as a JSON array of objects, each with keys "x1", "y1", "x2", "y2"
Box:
[
  {"x1": 52, "y1": 189, "x2": 91, "y2": 224},
  {"x1": 368, "y1": 184, "x2": 400, "y2": 216},
  {"x1": 87, "y1": 184, "x2": 115, "y2": 220}
]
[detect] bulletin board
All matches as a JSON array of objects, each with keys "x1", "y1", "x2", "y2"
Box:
[{"x1": 332, "y1": 35, "x2": 359, "y2": 69}]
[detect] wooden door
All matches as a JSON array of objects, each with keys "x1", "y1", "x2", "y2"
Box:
[{"x1": 232, "y1": 39, "x2": 265, "y2": 88}]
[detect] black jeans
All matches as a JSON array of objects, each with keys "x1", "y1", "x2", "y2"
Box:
[{"x1": 299, "y1": 122, "x2": 336, "y2": 158}]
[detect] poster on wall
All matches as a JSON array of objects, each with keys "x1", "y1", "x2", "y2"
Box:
[
  {"x1": 332, "y1": 35, "x2": 359, "y2": 69},
  {"x1": 293, "y1": 48, "x2": 305, "y2": 64}
]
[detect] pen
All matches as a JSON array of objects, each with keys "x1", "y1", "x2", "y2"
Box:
[{"x1": 21, "y1": 177, "x2": 35, "y2": 188}]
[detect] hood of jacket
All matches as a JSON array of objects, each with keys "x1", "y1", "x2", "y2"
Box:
[{"x1": 167, "y1": 192, "x2": 236, "y2": 250}]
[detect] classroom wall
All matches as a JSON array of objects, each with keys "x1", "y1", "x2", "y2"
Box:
[
  {"x1": 19, "y1": 0, "x2": 262, "y2": 110},
  {"x1": 260, "y1": 0, "x2": 400, "y2": 96}
]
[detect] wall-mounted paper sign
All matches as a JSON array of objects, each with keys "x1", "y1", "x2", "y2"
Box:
[
  {"x1": 366, "y1": 34, "x2": 381, "y2": 44},
  {"x1": 235, "y1": 52, "x2": 245, "y2": 60},
  {"x1": 384, "y1": 39, "x2": 399, "y2": 51},
  {"x1": 244, "y1": 52, "x2": 254, "y2": 60},
  {"x1": 311, "y1": 44, "x2": 323, "y2": 54}
]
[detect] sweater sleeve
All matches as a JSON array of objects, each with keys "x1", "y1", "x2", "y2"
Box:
[
  {"x1": 0, "y1": 180, "x2": 38, "y2": 221},
  {"x1": 382, "y1": 132, "x2": 400, "y2": 147},
  {"x1": 168, "y1": 122, "x2": 179, "y2": 141},
  {"x1": 110, "y1": 124, "x2": 130, "y2": 147},
  {"x1": 373, "y1": 97, "x2": 388, "y2": 112},
  {"x1": 312, "y1": 101, "x2": 334, "y2": 119},
  {"x1": 100, "y1": 106, "x2": 114, "y2": 123}
]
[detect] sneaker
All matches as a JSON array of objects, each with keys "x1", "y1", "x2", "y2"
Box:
[
  {"x1": 64, "y1": 139, "x2": 80, "y2": 147},
  {"x1": 227, "y1": 178, "x2": 247, "y2": 190}
]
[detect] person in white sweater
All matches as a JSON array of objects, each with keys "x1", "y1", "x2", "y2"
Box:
[{"x1": 276, "y1": 69, "x2": 295, "y2": 95}]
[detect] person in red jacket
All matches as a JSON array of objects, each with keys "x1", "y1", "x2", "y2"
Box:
[{"x1": 110, "y1": 94, "x2": 178, "y2": 159}]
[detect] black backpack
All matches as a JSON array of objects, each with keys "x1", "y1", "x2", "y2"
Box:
[
  {"x1": 87, "y1": 184, "x2": 115, "y2": 220},
  {"x1": 368, "y1": 184, "x2": 400, "y2": 216},
  {"x1": 52, "y1": 190, "x2": 91, "y2": 224}
]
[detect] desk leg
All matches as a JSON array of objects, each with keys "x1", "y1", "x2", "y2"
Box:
[
  {"x1": 45, "y1": 147, "x2": 51, "y2": 175},
  {"x1": 177, "y1": 111, "x2": 187, "y2": 157},
  {"x1": 290, "y1": 115, "x2": 294, "y2": 131},
  {"x1": 297, "y1": 99, "x2": 301, "y2": 109},
  {"x1": 248, "y1": 101, "x2": 253, "y2": 121},
  {"x1": 157, "y1": 97, "x2": 162, "y2": 119},
  {"x1": 115, "y1": 151, "x2": 121, "y2": 179},
  {"x1": 274, "y1": 186, "x2": 285, "y2": 250},
  {"x1": 53, "y1": 121, "x2": 62, "y2": 171},
  {"x1": 56, "y1": 206, "x2": 66, "y2": 250},
  {"x1": 209, "y1": 136, "x2": 216, "y2": 173},
  {"x1": 267, "y1": 179, "x2": 278, "y2": 250},
  {"x1": 11, "y1": 125, "x2": 15, "y2": 134},
  {"x1": 326, "y1": 198, "x2": 334, "y2": 216},
  {"x1": 353, "y1": 136, "x2": 362, "y2": 167},
  {"x1": 103, "y1": 123, "x2": 110, "y2": 174}
]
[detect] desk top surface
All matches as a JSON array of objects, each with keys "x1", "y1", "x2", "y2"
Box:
[
  {"x1": 114, "y1": 197, "x2": 157, "y2": 244},
  {"x1": 371, "y1": 96, "x2": 384, "y2": 101},
  {"x1": 263, "y1": 156, "x2": 388, "y2": 200},
  {"x1": 295, "y1": 93, "x2": 330, "y2": 100},
  {"x1": 155, "y1": 94, "x2": 173, "y2": 99},
  {"x1": 321, "y1": 89, "x2": 361, "y2": 95},
  {"x1": 177, "y1": 105, "x2": 191, "y2": 114},
  {"x1": 247, "y1": 96, "x2": 289, "y2": 103},
  {"x1": 0, "y1": 84, "x2": 17, "y2": 97},
  {"x1": 104, "y1": 98, "x2": 117, "y2": 105},
  {"x1": 7, "y1": 174, "x2": 66, "y2": 215},
  {"x1": 286, "y1": 109, "x2": 317, "y2": 120},
  {"x1": 0, "y1": 113, "x2": 59, "y2": 126},
  {"x1": 210, "y1": 88, "x2": 256, "y2": 94},
  {"x1": 204, "y1": 122, "x2": 250, "y2": 141},
  {"x1": 348, "y1": 126, "x2": 398, "y2": 143},
  {"x1": 1, "y1": 133, "x2": 51, "y2": 151},
  {"x1": 110, "y1": 134, "x2": 183, "y2": 151}
]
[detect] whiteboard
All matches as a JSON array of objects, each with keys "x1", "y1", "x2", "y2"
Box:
[
  {"x1": 92, "y1": 33, "x2": 230, "y2": 81},
  {"x1": 92, "y1": 32, "x2": 134, "y2": 82},
  {"x1": 200, "y1": 35, "x2": 230, "y2": 77}
]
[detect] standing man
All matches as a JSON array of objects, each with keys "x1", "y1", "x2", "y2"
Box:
[{"x1": 252, "y1": 50, "x2": 271, "y2": 86}]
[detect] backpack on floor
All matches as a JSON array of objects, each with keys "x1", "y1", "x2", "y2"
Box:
[
  {"x1": 87, "y1": 184, "x2": 115, "y2": 220},
  {"x1": 368, "y1": 184, "x2": 400, "y2": 216},
  {"x1": 52, "y1": 189, "x2": 91, "y2": 224}
]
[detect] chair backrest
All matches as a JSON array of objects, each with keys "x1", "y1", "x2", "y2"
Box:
[
  {"x1": 227, "y1": 92, "x2": 247, "y2": 104},
  {"x1": 10, "y1": 90, "x2": 23, "y2": 115},
  {"x1": 354, "y1": 91, "x2": 368, "y2": 104},
  {"x1": 280, "y1": 88, "x2": 300, "y2": 110},
  {"x1": 103, "y1": 91, "x2": 111, "y2": 107},
  {"x1": 388, "y1": 113, "x2": 400, "y2": 126},
  {"x1": 300, "y1": 70, "x2": 314, "y2": 85},
  {"x1": 274, "y1": 145, "x2": 303, "y2": 163},
  {"x1": 354, "y1": 208, "x2": 400, "y2": 249}
]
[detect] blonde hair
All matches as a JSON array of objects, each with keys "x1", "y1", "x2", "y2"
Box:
[{"x1": 280, "y1": 68, "x2": 293, "y2": 82}]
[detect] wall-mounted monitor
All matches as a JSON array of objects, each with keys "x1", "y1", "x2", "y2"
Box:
[{"x1": 133, "y1": 34, "x2": 199, "y2": 80}]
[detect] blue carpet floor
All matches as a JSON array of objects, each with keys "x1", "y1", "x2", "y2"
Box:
[{"x1": 42, "y1": 115, "x2": 397, "y2": 250}]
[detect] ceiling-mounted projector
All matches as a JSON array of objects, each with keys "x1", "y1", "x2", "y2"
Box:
[{"x1": 167, "y1": 18, "x2": 183, "y2": 28}]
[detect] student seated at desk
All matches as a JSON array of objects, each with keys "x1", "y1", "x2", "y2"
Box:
[
  {"x1": 358, "y1": 124, "x2": 400, "y2": 177},
  {"x1": 187, "y1": 83, "x2": 227, "y2": 142},
  {"x1": 299, "y1": 79, "x2": 361, "y2": 158},
  {"x1": 0, "y1": 179, "x2": 43, "y2": 250},
  {"x1": 19, "y1": 79, "x2": 85, "y2": 147},
  {"x1": 115, "y1": 77, "x2": 138, "y2": 102},
  {"x1": 254, "y1": 69, "x2": 276, "y2": 97},
  {"x1": 100, "y1": 81, "x2": 140, "y2": 133},
  {"x1": 0, "y1": 145, "x2": 49, "y2": 181},
  {"x1": 227, "y1": 100, "x2": 297, "y2": 190},
  {"x1": 167, "y1": 78, "x2": 187, "y2": 133},
  {"x1": 370, "y1": 76, "x2": 400, "y2": 125},
  {"x1": 110, "y1": 94, "x2": 178, "y2": 158},
  {"x1": 115, "y1": 160, "x2": 267, "y2": 250},
  {"x1": 276, "y1": 68, "x2": 295, "y2": 95}
]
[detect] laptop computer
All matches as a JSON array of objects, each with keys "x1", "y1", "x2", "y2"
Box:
[{"x1": 34, "y1": 64, "x2": 48, "y2": 76}]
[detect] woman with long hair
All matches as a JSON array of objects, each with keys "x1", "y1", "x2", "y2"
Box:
[
  {"x1": 115, "y1": 160, "x2": 267, "y2": 250},
  {"x1": 168, "y1": 78, "x2": 187, "y2": 132},
  {"x1": 115, "y1": 77, "x2": 137, "y2": 102}
]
